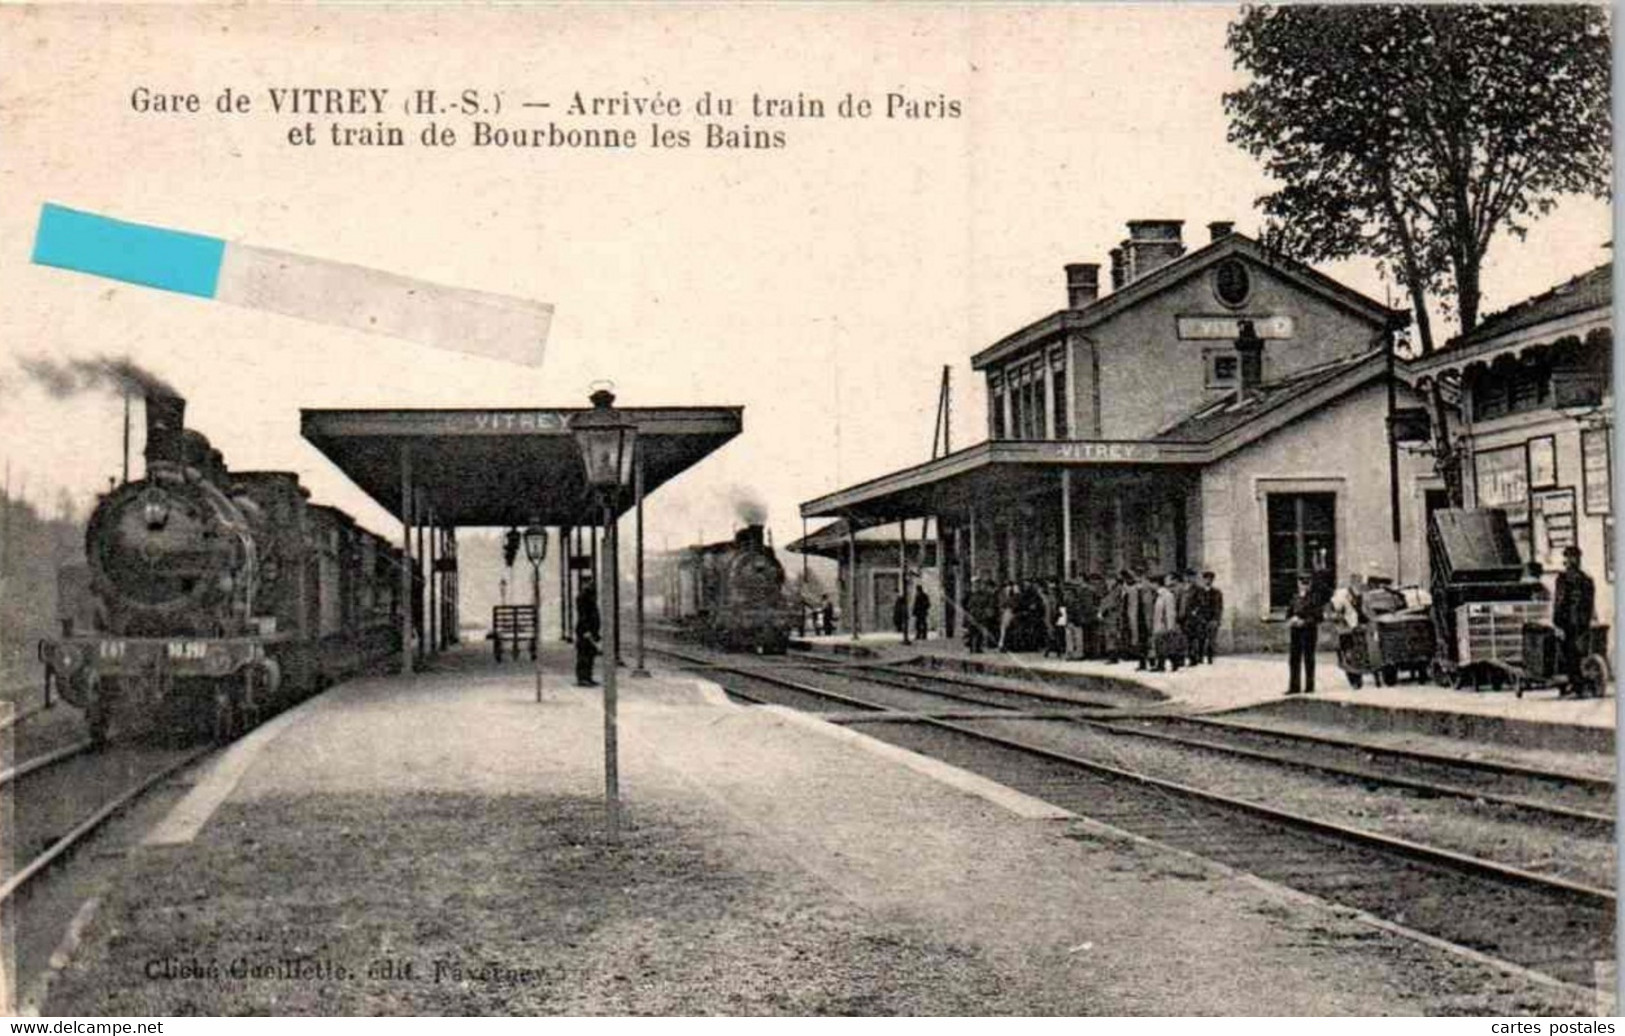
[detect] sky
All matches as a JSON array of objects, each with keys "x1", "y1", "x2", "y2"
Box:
[{"x1": 0, "y1": 4, "x2": 1611, "y2": 587}]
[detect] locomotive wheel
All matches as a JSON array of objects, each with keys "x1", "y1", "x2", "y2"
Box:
[
  {"x1": 241, "y1": 669, "x2": 262, "y2": 731},
  {"x1": 85, "y1": 674, "x2": 109, "y2": 747},
  {"x1": 213, "y1": 686, "x2": 238, "y2": 743},
  {"x1": 1381, "y1": 665, "x2": 1399, "y2": 687}
]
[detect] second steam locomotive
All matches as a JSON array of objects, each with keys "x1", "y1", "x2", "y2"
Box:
[
  {"x1": 38, "y1": 395, "x2": 410, "y2": 743},
  {"x1": 667, "y1": 524, "x2": 796, "y2": 653}
]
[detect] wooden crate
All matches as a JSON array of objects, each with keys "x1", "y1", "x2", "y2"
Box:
[{"x1": 1455, "y1": 601, "x2": 1548, "y2": 666}]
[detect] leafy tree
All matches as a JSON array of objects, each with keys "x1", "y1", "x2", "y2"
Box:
[{"x1": 1227, "y1": 5, "x2": 1611, "y2": 351}]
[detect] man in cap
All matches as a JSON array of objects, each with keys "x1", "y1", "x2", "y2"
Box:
[
  {"x1": 1286, "y1": 571, "x2": 1323, "y2": 695},
  {"x1": 575, "y1": 574, "x2": 601, "y2": 687},
  {"x1": 1552, "y1": 545, "x2": 1597, "y2": 697}
]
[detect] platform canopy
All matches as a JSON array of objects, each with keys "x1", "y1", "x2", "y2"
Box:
[{"x1": 301, "y1": 405, "x2": 742, "y2": 527}]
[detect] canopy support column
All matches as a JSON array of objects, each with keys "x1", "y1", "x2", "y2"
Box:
[
  {"x1": 899, "y1": 520, "x2": 910, "y2": 644},
  {"x1": 632, "y1": 453, "x2": 649, "y2": 678},
  {"x1": 427, "y1": 514, "x2": 438, "y2": 657},
  {"x1": 560, "y1": 524, "x2": 572, "y2": 642},
  {"x1": 847, "y1": 521, "x2": 859, "y2": 639},
  {"x1": 398, "y1": 444, "x2": 414, "y2": 676},
  {"x1": 1061, "y1": 469, "x2": 1074, "y2": 580}
]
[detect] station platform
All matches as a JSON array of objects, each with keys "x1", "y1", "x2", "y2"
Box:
[
  {"x1": 797, "y1": 631, "x2": 1616, "y2": 754},
  {"x1": 35, "y1": 642, "x2": 1598, "y2": 1016}
]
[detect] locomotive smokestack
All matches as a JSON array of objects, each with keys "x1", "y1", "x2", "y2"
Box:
[
  {"x1": 143, "y1": 394, "x2": 187, "y2": 466},
  {"x1": 735, "y1": 524, "x2": 766, "y2": 549}
]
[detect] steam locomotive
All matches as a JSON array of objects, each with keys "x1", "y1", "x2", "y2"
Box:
[
  {"x1": 38, "y1": 396, "x2": 411, "y2": 743},
  {"x1": 669, "y1": 525, "x2": 796, "y2": 653}
]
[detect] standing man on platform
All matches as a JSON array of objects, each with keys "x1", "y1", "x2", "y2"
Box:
[
  {"x1": 1285, "y1": 572, "x2": 1322, "y2": 695},
  {"x1": 1553, "y1": 545, "x2": 1597, "y2": 697},
  {"x1": 912, "y1": 584, "x2": 932, "y2": 642},
  {"x1": 575, "y1": 574, "x2": 601, "y2": 687}
]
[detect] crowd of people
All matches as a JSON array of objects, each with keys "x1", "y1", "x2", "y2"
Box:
[{"x1": 959, "y1": 570, "x2": 1223, "y2": 670}]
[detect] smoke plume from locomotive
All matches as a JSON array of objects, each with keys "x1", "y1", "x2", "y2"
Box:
[{"x1": 17, "y1": 353, "x2": 180, "y2": 401}]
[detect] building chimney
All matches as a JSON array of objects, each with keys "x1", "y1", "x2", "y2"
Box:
[
  {"x1": 1234, "y1": 318, "x2": 1265, "y2": 400},
  {"x1": 1065, "y1": 263, "x2": 1100, "y2": 308},
  {"x1": 1208, "y1": 220, "x2": 1235, "y2": 243},
  {"x1": 1109, "y1": 248, "x2": 1125, "y2": 291},
  {"x1": 143, "y1": 393, "x2": 187, "y2": 465},
  {"x1": 1122, "y1": 220, "x2": 1185, "y2": 284}
]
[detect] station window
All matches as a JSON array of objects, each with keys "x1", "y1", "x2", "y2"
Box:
[
  {"x1": 1266, "y1": 492, "x2": 1336, "y2": 611},
  {"x1": 1204, "y1": 348, "x2": 1239, "y2": 389},
  {"x1": 1213, "y1": 259, "x2": 1252, "y2": 308},
  {"x1": 989, "y1": 372, "x2": 1007, "y2": 439},
  {"x1": 1007, "y1": 354, "x2": 1047, "y2": 439},
  {"x1": 1472, "y1": 364, "x2": 1551, "y2": 421},
  {"x1": 1050, "y1": 347, "x2": 1069, "y2": 439}
]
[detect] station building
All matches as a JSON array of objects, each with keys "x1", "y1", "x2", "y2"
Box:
[
  {"x1": 801, "y1": 219, "x2": 1440, "y2": 652},
  {"x1": 1408, "y1": 263, "x2": 1614, "y2": 628},
  {"x1": 784, "y1": 518, "x2": 940, "y2": 636}
]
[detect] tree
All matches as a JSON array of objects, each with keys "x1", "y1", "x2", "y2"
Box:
[{"x1": 1226, "y1": 5, "x2": 1611, "y2": 352}]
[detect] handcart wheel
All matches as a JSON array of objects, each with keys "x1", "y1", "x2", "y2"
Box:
[{"x1": 1580, "y1": 654, "x2": 1609, "y2": 698}]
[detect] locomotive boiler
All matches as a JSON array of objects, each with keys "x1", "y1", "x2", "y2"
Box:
[
  {"x1": 39, "y1": 395, "x2": 409, "y2": 743},
  {"x1": 671, "y1": 524, "x2": 795, "y2": 653}
]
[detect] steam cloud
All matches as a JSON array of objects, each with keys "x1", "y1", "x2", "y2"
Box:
[
  {"x1": 17, "y1": 354, "x2": 181, "y2": 401},
  {"x1": 731, "y1": 487, "x2": 768, "y2": 526}
]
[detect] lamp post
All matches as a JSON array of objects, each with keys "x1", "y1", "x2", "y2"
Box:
[
  {"x1": 569, "y1": 387, "x2": 637, "y2": 842},
  {"x1": 524, "y1": 524, "x2": 547, "y2": 703}
]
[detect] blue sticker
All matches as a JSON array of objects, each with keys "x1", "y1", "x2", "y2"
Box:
[{"x1": 31, "y1": 203, "x2": 226, "y2": 299}]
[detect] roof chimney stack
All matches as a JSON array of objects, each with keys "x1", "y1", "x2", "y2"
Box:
[
  {"x1": 1208, "y1": 220, "x2": 1235, "y2": 243},
  {"x1": 1121, "y1": 220, "x2": 1185, "y2": 285},
  {"x1": 1109, "y1": 248, "x2": 1125, "y2": 291},
  {"x1": 1064, "y1": 263, "x2": 1100, "y2": 308},
  {"x1": 1234, "y1": 318, "x2": 1265, "y2": 401}
]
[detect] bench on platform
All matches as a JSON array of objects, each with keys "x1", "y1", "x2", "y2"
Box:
[{"x1": 490, "y1": 604, "x2": 537, "y2": 662}]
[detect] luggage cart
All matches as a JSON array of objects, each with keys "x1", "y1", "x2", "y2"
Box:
[
  {"x1": 1426, "y1": 509, "x2": 1547, "y2": 690},
  {"x1": 1504, "y1": 622, "x2": 1612, "y2": 698},
  {"x1": 1336, "y1": 612, "x2": 1435, "y2": 688}
]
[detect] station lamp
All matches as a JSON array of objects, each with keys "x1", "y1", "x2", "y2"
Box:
[
  {"x1": 570, "y1": 388, "x2": 638, "y2": 502},
  {"x1": 523, "y1": 522, "x2": 547, "y2": 706},
  {"x1": 568, "y1": 385, "x2": 638, "y2": 844},
  {"x1": 523, "y1": 525, "x2": 548, "y2": 564}
]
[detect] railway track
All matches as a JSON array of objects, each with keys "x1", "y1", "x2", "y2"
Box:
[
  {"x1": 649, "y1": 642, "x2": 1615, "y2": 987},
  {"x1": 850, "y1": 662, "x2": 1614, "y2": 829},
  {"x1": 0, "y1": 745, "x2": 212, "y2": 903},
  {"x1": 0, "y1": 738, "x2": 97, "y2": 788},
  {"x1": 1, "y1": 681, "x2": 48, "y2": 733}
]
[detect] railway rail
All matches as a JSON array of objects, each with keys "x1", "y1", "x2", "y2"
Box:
[
  {"x1": 850, "y1": 662, "x2": 1614, "y2": 829},
  {"x1": 0, "y1": 738, "x2": 96, "y2": 788},
  {"x1": 0, "y1": 745, "x2": 212, "y2": 904},
  {"x1": 649, "y1": 641, "x2": 1615, "y2": 987}
]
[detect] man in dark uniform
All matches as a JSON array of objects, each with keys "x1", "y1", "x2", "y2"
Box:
[
  {"x1": 1552, "y1": 545, "x2": 1597, "y2": 697},
  {"x1": 912, "y1": 584, "x2": 931, "y2": 642},
  {"x1": 575, "y1": 574, "x2": 601, "y2": 687},
  {"x1": 1286, "y1": 572, "x2": 1322, "y2": 695}
]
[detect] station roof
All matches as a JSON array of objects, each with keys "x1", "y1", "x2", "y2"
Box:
[
  {"x1": 785, "y1": 517, "x2": 939, "y2": 558},
  {"x1": 301, "y1": 405, "x2": 742, "y2": 528},
  {"x1": 800, "y1": 348, "x2": 1399, "y2": 523}
]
